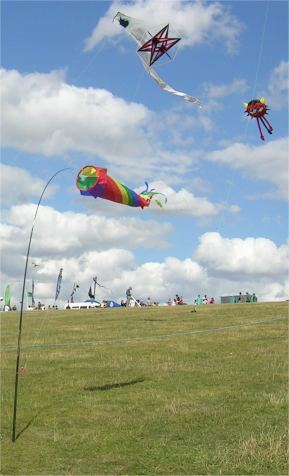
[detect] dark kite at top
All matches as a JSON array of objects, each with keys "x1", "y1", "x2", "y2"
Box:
[{"x1": 138, "y1": 24, "x2": 181, "y2": 67}]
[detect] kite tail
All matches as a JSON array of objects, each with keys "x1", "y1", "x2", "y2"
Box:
[
  {"x1": 140, "y1": 182, "x2": 149, "y2": 195},
  {"x1": 140, "y1": 183, "x2": 167, "y2": 208},
  {"x1": 256, "y1": 117, "x2": 265, "y2": 141},
  {"x1": 141, "y1": 59, "x2": 203, "y2": 107},
  {"x1": 260, "y1": 115, "x2": 273, "y2": 133}
]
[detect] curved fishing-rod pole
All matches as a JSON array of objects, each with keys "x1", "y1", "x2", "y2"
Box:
[{"x1": 12, "y1": 167, "x2": 71, "y2": 442}]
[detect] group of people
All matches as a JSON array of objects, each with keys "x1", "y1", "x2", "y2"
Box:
[
  {"x1": 123, "y1": 288, "x2": 160, "y2": 307},
  {"x1": 123, "y1": 288, "x2": 259, "y2": 307},
  {"x1": 123, "y1": 288, "x2": 218, "y2": 307},
  {"x1": 194, "y1": 294, "x2": 215, "y2": 305},
  {"x1": 2, "y1": 305, "x2": 17, "y2": 311},
  {"x1": 166, "y1": 294, "x2": 216, "y2": 306},
  {"x1": 167, "y1": 294, "x2": 186, "y2": 306},
  {"x1": 236, "y1": 292, "x2": 258, "y2": 303}
]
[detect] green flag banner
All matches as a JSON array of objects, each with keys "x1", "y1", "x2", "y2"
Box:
[{"x1": 5, "y1": 285, "x2": 11, "y2": 307}]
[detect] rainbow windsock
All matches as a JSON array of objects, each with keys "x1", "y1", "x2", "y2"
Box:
[{"x1": 76, "y1": 165, "x2": 166, "y2": 209}]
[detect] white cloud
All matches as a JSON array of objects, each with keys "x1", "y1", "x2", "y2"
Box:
[
  {"x1": 1, "y1": 227, "x2": 288, "y2": 306},
  {"x1": 0, "y1": 68, "x2": 215, "y2": 186},
  {"x1": 1, "y1": 68, "x2": 152, "y2": 163},
  {"x1": 37, "y1": 248, "x2": 136, "y2": 300},
  {"x1": 195, "y1": 232, "x2": 289, "y2": 278},
  {"x1": 84, "y1": 0, "x2": 243, "y2": 54},
  {"x1": 193, "y1": 232, "x2": 289, "y2": 301},
  {"x1": 144, "y1": 181, "x2": 241, "y2": 217},
  {"x1": 204, "y1": 79, "x2": 248, "y2": 100},
  {"x1": 205, "y1": 137, "x2": 289, "y2": 200},
  {"x1": 201, "y1": 78, "x2": 248, "y2": 112},
  {"x1": 0, "y1": 248, "x2": 137, "y2": 307},
  {"x1": 1, "y1": 204, "x2": 172, "y2": 259},
  {"x1": 0, "y1": 163, "x2": 56, "y2": 206},
  {"x1": 267, "y1": 60, "x2": 289, "y2": 110},
  {"x1": 261, "y1": 281, "x2": 289, "y2": 302},
  {"x1": 117, "y1": 256, "x2": 206, "y2": 302}
]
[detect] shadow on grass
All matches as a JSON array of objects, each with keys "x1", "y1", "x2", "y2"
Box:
[
  {"x1": 84, "y1": 377, "x2": 145, "y2": 392},
  {"x1": 16, "y1": 409, "x2": 44, "y2": 441}
]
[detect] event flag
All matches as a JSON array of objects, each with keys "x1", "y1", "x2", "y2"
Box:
[
  {"x1": 55, "y1": 268, "x2": 63, "y2": 302},
  {"x1": 5, "y1": 285, "x2": 11, "y2": 308}
]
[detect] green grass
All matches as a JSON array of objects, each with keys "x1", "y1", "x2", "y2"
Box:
[{"x1": 1, "y1": 302, "x2": 288, "y2": 475}]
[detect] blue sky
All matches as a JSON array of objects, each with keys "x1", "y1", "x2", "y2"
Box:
[{"x1": 1, "y1": 0, "x2": 288, "y2": 305}]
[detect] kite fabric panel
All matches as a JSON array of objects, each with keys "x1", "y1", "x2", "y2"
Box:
[
  {"x1": 137, "y1": 24, "x2": 181, "y2": 67},
  {"x1": 113, "y1": 12, "x2": 203, "y2": 108},
  {"x1": 76, "y1": 166, "x2": 167, "y2": 209}
]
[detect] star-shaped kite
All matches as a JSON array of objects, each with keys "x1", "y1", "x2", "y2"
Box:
[
  {"x1": 114, "y1": 12, "x2": 203, "y2": 106},
  {"x1": 138, "y1": 24, "x2": 181, "y2": 67}
]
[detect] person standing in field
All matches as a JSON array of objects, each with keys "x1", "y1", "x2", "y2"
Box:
[{"x1": 126, "y1": 287, "x2": 132, "y2": 307}]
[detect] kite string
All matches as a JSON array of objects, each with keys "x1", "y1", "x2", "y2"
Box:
[
  {"x1": 71, "y1": 42, "x2": 106, "y2": 85},
  {"x1": 217, "y1": 0, "x2": 270, "y2": 232},
  {"x1": 129, "y1": 62, "x2": 146, "y2": 103},
  {"x1": 250, "y1": 0, "x2": 270, "y2": 100}
]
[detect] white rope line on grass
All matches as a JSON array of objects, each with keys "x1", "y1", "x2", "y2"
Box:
[{"x1": 1, "y1": 316, "x2": 287, "y2": 351}]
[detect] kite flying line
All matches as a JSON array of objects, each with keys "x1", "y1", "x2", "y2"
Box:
[
  {"x1": 12, "y1": 167, "x2": 72, "y2": 443},
  {"x1": 250, "y1": 0, "x2": 270, "y2": 102},
  {"x1": 217, "y1": 0, "x2": 270, "y2": 232}
]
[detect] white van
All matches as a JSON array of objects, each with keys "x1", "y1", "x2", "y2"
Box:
[{"x1": 64, "y1": 300, "x2": 100, "y2": 310}]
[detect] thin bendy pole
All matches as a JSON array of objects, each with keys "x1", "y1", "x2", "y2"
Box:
[{"x1": 12, "y1": 167, "x2": 71, "y2": 442}]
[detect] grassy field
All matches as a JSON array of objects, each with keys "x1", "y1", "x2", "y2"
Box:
[{"x1": 1, "y1": 301, "x2": 288, "y2": 475}]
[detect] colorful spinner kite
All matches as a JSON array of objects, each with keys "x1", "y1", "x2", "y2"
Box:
[{"x1": 244, "y1": 98, "x2": 273, "y2": 141}]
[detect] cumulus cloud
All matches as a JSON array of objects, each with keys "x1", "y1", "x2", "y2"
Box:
[
  {"x1": 84, "y1": 0, "x2": 243, "y2": 54},
  {"x1": 0, "y1": 202, "x2": 171, "y2": 303},
  {"x1": 142, "y1": 181, "x2": 241, "y2": 217},
  {"x1": 195, "y1": 232, "x2": 289, "y2": 278},
  {"x1": 1, "y1": 204, "x2": 172, "y2": 260},
  {"x1": 36, "y1": 248, "x2": 136, "y2": 300},
  {"x1": 0, "y1": 68, "x2": 215, "y2": 186},
  {"x1": 0, "y1": 163, "x2": 56, "y2": 206},
  {"x1": 204, "y1": 79, "x2": 248, "y2": 100},
  {"x1": 204, "y1": 137, "x2": 289, "y2": 200},
  {"x1": 0, "y1": 248, "x2": 138, "y2": 307},
  {"x1": 267, "y1": 60, "x2": 289, "y2": 110},
  {"x1": 117, "y1": 256, "x2": 206, "y2": 301},
  {"x1": 193, "y1": 232, "x2": 289, "y2": 302},
  {"x1": 202, "y1": 78, "x2": 248, "y2": 109},
  {"x1": 1, "y1": 68, "x2": 151, "y2": 163},
  {"x1": 2, "y1": 233, "x2": 288, "y2": 306},
  {"x1": 261, "y1": 281, "x2": 289, "y2": 302},
  {"x1": 1, "y1": 226, "x2": 288, "y2": 306}
]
